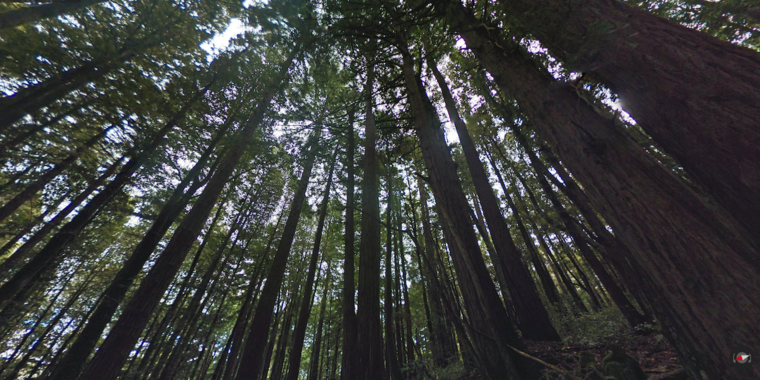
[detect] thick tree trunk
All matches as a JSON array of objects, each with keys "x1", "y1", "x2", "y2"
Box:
[
  {"x1": 78, "y1": 50, "x2": 296, "y2": 380},
  {"x1": 0, "y1": 0, "x2": 103, "y2": 30},
  {"x1": 284, "y1": 150, "x2": 336, "y2": 380},
  {"x1": 398, "y1": 40, "x2": 536, "y2": 380},
  {"x1": 355, "y1": 60, "x2": 386, "y2": 380},
  {"x1": 427, "y1": 57, "x2": 559, "y2": 341},
  {"x1": 341, "y1": 109, "x2": 358, "y2": 380},
  {"x1": 487, "y1": 0, "x2": 760, "y2": 235},
  {"x1": 155, "y1": 196, "x2": 257, "y2": 380},
  {"x1": 539, "y1": 148, "x2": 654, "y2": 323},
  {"x1": 233, "y1": 128, "x2": 321, "y2": 380},
  {"x1": 438, "y1": 3, "x2": 760, "y2": 378}
]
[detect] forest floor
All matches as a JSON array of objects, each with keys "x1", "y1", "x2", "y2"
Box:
[{"x1": 524, "y1": 333, "x2": 686, "y2": 379}]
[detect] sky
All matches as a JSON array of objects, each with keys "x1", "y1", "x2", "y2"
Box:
[{"x1": 199, "y1": 16, "x2": 463, "y2": 144}]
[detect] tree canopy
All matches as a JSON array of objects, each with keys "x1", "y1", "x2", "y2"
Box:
[{"x1": 0, "y1": 0, "x2": 758, "y2": 379}]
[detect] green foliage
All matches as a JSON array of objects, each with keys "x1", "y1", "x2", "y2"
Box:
[
  {"x1": 552, "y1": 306, "x2": 634, "y2": 346},
  {"x1": 424, "y1": 361, "x2": 473, "y2": 380}
]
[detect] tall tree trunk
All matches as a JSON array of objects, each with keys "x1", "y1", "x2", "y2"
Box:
[
  {"x1": 384, "y1": 170, "x2": 404, "y2": 380},
  {"x1": 78, "y1": 47, "x2": 297, "y2": 380},
  {"x1": 307, "y1": 272, "x2": 331, "y2": 380},
  {"x1": 260, "y1": 302, "x2": 283, "y2": 380},
  {"x1": 399, "y1": 239, "x2": 416, "y2": 365},
  {"x1": 508, "y1": 128, "x2": 647, "y2": 325},
  {"x1": 427, "y1": 56, "x2": 559, "y2": 341},
  {"x1": 284, "y1": 149, "x2": 336, "y2": 380},
  {"x1": 154, "y1": 196, "x2": 257, "y2": 380},
  {"x1": 355, "y1": 58, "x2": 386, "y2": 380},
  {"x1": 398, "y1": 39, "x2": 535, "y2": 380},
  {"x1": 489, "y1": 0, "x2": 760, "y2": 234},
  {"x1": 0, "y1": 0, "x2": 104, "y2": 30},
  {"x1": 46, "y1": 121, "x2": 225, "y2": 380},
  {"x1": 270, "y1": 290, "x2": 299, "y2": 380},
  {"x1": 485, "y1": 150, "x2": 562, "y2": 306},
  {"x1": 219, "y1": 212, "x2": 285, "y2": 380},
  {"x1": 414, "y1": 179, "x2": 454, "y2": 367},
  {"x1": 341, "y1": 108, "x2": 358, "y2": 380},
  {"x1": 329, "y1": 309, "x2": 341, "y2": 380},
  {"x1": 233, "y1": 127, "x2": 321, "y2": 380},
  {"x1": 539, "y1": 147, "x2": 654, "y2": 323},
  {"x1": 437, "y1": 3, "x2": 760, "y2": 377}
]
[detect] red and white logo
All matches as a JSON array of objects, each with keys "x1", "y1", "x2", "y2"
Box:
[{"x1": 734, "y1": 352, "x2": 751, "y2": 364}]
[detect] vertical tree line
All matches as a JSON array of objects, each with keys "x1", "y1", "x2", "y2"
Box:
[{"x1": 0, "y1": 0, "x2": 758, "y2": 379}]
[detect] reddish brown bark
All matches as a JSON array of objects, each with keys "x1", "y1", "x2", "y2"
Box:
[
  {"x1": 438, "y1": 2, "x2": 760, "y2": 378},
  {"x1": 488, "y1": 0, "x2": 760, "y2": 236}
]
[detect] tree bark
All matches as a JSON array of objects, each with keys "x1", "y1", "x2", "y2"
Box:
[
  {"x1": 487, "y1": 0, "x2": 760, "y2": 236},
  {"x1": 355, "y1": 59, "x2": 386, "y2": 380},
  {"x1": 398, "y1": 38, "x2": 536, "y2": 380},
  {"x1": 415, "y1": 178, "x2": 456, "y2": 367},
  {"x1": 539, "y1": 148, "x2": 654, "y2": 323},
  {"x1": 218, "y1": 213, "x2": 284, "y2": 380},
  {"x1": 284, "y1": 149, "x2": 336, "y2": 380},
  {"x1": 384, "y1": 170, "x2": 404, "y2": 380},
  {"x1": 233, "y1": 127, "x2": 321, "y2": 380},
  {"x1": 437, "y1": 2, "x2": 760, "y2": 377},
  {"x1": 427, "y1": 57, "x2": 559, "y2": 341},
  {"x1": 307, "y1": 274, "x2": 331, "y2": 380},
  {"x1": 509, "y1": 128, "x2": 648, "y2": 326},
  {"x1": 485, "y1": 150, "x2": 562, "y2": 306},
  {"x1": 45, "y1": 131, "x2": 221, "y2": 380},
  {"x1": 78, "y1": 48, "x2": 296, "y2": 380},
  {"x1": 340, "y1": 107, "x2": 357, "y2": 380}
]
